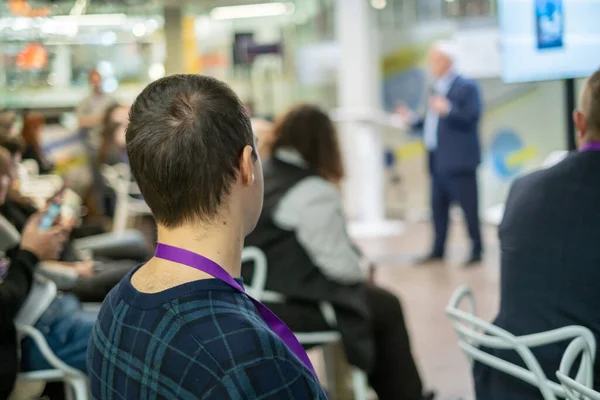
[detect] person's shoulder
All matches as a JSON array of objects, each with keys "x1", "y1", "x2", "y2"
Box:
[
  {"x1": 202, "y1": 355, "x2": 326, "y2": 399},
  {"x1": 288, "y1": 176, "x2": 339, "y2": 202}
]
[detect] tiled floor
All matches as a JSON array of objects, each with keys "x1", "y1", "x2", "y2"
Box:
[{"x1": 355, "y1": 222, "x2": 501, "y2": 400}]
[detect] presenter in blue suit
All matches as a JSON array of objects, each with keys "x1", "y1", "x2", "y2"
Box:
[{"x1": 398, "y1": 41, "x2": 483, "y2": 266}]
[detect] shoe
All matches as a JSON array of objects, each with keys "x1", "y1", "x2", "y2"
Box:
[
  {"x1": 464, "y1": 253, "x2": 482, "y2": 267},
  {"x1": 414, "y1": 253, "x2": 444, "y2": 265}
]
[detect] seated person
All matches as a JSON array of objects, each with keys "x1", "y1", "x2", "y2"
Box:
[
  {"x1": 0, "y1": 134, "x2": 150, "y2": 261},
  {"x1": 474, "y1": 69, "x2": 600, "y2": 399},
  {"x1": 0, "y1": 147, "x2": 70, "y2": 398},
  {"x1": 244, "y1": 104, "x2": 429, "y2": 400},
  {"x1": 88, "y1": 74, "x2": 326, "y2": 398},
  {"x1": 0, "y1": 136, "x2": 144, "y2": 302},
  {"x1": 98, "y1": 103, "x2": 129, "y2": 167},
  {"x1": 21, "y1": 111, "x2": 54, "y2": 175},
  {"x1": 251, "y1": 117, "x2": 275, "y2": 160}
]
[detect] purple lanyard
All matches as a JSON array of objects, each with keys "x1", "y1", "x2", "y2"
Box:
[
  {"x1": 580, "y1": 142, "x2": 600, "y2": 152},
  {"x1": 154, "y1": 243, "x2": 317, "y2": 377}
]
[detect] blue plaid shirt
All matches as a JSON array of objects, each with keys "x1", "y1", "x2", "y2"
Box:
[{"x1": 87, "y1": 266, "x2": 326, "y2": 399}]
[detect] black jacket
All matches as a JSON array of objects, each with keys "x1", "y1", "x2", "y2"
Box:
[
  {"x1": 0, "y1": 249, "x2": 38, "y2": 400},
  {"x1": 474, "y1": 150, "x2": 600, "y2": 399},
  {"x1": 243, "y1": 158, "x2": 374, "y2": 372}
]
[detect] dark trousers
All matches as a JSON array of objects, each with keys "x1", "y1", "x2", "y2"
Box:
[
  {"x1": 267, "y1": 285, "x2": 423, "y2": 400},
  {"x1": 429, "y1": 152, "x2": 482, "y2": 257}
]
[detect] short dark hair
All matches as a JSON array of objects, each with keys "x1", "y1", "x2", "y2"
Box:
[
  {"x1": 0, "y1": 134, "x2": 25, "y2": 156},
  {"x1": 581, "y1": 69, "x2": 600, "y2": 138},
  {"x1": 272, "y1": 104, "x2": 344, "y2": 184},
  {"x1": 126, "y1": 74, "x2": 254, "y2": 228}
]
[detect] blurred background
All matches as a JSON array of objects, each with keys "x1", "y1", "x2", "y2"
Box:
[
  {"x1": 0, "y1": 0, "x2": 578, "y2": 226},
  {"x1": 1, "y1": 1, "x2": 595, "y2": 398}
]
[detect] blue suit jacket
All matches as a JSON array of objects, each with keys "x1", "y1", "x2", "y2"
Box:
[
  {"x1": 414, "y1": 75, "x2": 482, "y2": 175},
  {"x1": 474, "y1": 151, "x2": 600, "y2": 399}
]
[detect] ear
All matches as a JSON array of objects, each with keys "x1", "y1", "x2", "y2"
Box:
[
  {"x1": 239, "y1": 145, "x2": 255, "y2": 187},
  {"x1": 573, "y1": 110, "x2": 587, "y2": 141}
]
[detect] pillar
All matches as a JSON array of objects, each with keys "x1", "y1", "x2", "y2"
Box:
[
  {"x1": 163, "y1": 5, "x2": 185, "y2": 75},
  {"x1": 335, "y1": 0, "x2": 402, "y2": 237}
]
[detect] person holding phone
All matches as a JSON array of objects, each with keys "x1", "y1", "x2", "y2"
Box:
[{"x1": 0, "y1": 147, "x2": 70, "y2": 399}]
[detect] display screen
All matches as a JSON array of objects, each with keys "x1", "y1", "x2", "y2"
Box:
[{"x1": 499, "y1": 0, "x2": 600, "y2": 83}]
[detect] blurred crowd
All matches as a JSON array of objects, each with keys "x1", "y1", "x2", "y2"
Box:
[{"x1": 1, "y1": 52, "x2": 600, "y2": 400}]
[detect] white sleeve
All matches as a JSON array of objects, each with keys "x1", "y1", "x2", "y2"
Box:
[{"x1": 273, "y1": 177, "x2": 366, "y2": 284}]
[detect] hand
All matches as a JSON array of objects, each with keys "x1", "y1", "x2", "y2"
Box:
[
  {"x1": 20, "y1": 213, "x2": 70, "y2": 261},
  {"x1": 395, "y1": 102, "x2": 415, "y2": 124},
  {"x1": 429, "y1": 96, "x2": 451, "y2": 116},
  {"x1": 74, "y1": 260, "x2": 94, "y2": 277}
]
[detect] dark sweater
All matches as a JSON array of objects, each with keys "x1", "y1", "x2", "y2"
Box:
[
  {"x1": 0, "y1": 249, "x2": 39, "y2": 400},
  {"x1": 88, "y1": 265, "x2": 326, "y2": 399}
]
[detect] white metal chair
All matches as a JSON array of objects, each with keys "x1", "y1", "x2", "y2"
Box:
[
  {"x1": 15, "y1": 280, "x2": 89, "y2": 400},
  {"x1": 557, "y1": 337, "x2": 600, "y2": 400},
  {"x1": 17, "y1": 163, "x2": 64, "y2": 200},
  {"x1": 242, "y1": 247, "x2": 369, "y2": 400},
  {"x1": 446, "y1": 285, "x2": 596, "y2": 400},
  {"x1": 100, "y1": 163, "x2": 151, "y2": 233}
]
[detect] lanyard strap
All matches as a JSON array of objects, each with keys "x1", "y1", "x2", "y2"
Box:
[
  {"x1": 154, "y1": 243, "x2": 316, "y2": 377},
  {"x1": 580, "y1": 142, "x2": 600, "y2": 152}
]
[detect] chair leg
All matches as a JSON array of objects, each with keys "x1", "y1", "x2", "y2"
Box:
[
  {"x1": 323, "y1": 342, "x2": 354, "y2": 399},
  {"x1": 351, "y1": 370, "x2": 368, "y2": 400},
  {"x1": 64, "y1": 381, "x2": 74, "y2": 400},
  {"x1": 68, "y1": 377, "x2": 89, "y2": 400}
]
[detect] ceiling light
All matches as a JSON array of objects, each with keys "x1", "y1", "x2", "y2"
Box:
[
  {"x1": 52, "y1": 13, "x2": 127, "y2": 27},
  {"x1": 210, "y1": 2, "x2": 295, "y2": 20},
  {"x1": 371, "y1": 0, "x2": 387, "y2": 9},
  {"x1": 132, "y1": 22, "x2": 147, "y2": 37}
]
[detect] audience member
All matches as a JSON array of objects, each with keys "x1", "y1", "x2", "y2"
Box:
[
  {"x1": 244, "y1": 104, "x2": 431, "y2": 400},
  {"x1": 474, "y1": 69, "x2": 600, "y2": 398},
  {"x1": 88, "y1": 74, "x2": 326, "y2": 399},
  {"x1": 97, "y1": 103, "x2": 128, "y2": 166},
  {"x1": 251, "y1": 117, "x2": 275, "y2": 160},
  {"x1": 0, "y1": 147, "x2": 69, "y2": 399},
  {"x1": 76, "y1": 70, "x2": 116, "y2": 133},
  {"x1": 0, "y1": 134, "x2": 149, "y2": 259},
  {"x1": 21, "y1": 111, "x2": 54, "y2": 175},
  {"x1": 0, "y1": 135, "x2": 145, "y2": 302}
]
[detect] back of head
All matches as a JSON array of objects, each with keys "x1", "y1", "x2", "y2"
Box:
[
  {"x1": 126, "y1": 74, "x2": 255, "y2": 228},
  {"x1": 578, "y1": 69, "x2": 600, "y2": 141},
  {"x1": 21, "y1": 111, "x2": 45, "y2": 151},
  {"x1": 272, "y1": 104, "x2": 344, "y2": 184},
  {"x1": 429, "y1": 40, "x2": 457, "y2": 78}
]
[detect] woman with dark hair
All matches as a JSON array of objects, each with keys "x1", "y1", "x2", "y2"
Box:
[
  {"x1": 97, "y1": 103, "x2": 128, "y2": 166},
  {"x1": 244, "y1": 104, "x2": 432, "y2": 400},
  {"x1": 21, "y1": 111, "x2": 54, "y2": 175}
]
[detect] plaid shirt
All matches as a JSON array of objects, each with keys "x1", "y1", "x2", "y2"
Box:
[{"x1": 87, "y1": 267, "x2": 326, "y2": 399}]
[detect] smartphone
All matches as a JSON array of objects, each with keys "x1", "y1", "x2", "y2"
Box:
[
  {"x1": 39, "y1": 184, "x2": 66, "y2": 231},
  {"x1": 536, "y1": 0, "x2": 564, "y2": 50},
  {"x1": 39, "y1": 203, "x2": 61, "y2": 231}
]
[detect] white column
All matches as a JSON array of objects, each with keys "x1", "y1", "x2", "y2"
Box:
[
  {"x1": 335, "y1": 0, "x2": 402, "y2": 237},
  {"x1": 51, "y1": 45, "x2": 72, "y2": 88}
]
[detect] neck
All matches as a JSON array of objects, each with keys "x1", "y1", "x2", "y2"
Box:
[
  {"x1": 578, "y1": 134, "x2": 600, "y2": 150},
  {"x1": 156, "y1": 219, "x2": 245, "y2": 277}
]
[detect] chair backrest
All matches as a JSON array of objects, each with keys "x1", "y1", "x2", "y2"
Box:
[
  {"x1": 242, "y1": 247, "x2": 267, "y2": 300},
  {"x1": 446, "y1": 285, "x2": 596, "y2": 400},
  {"x1": 14, "y1": 277, "x2": 57, "y2": 328},
  {"x1": 557, "y1": 337, "x2": 600, "y2": 400}
]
